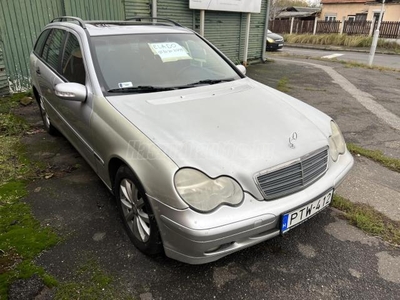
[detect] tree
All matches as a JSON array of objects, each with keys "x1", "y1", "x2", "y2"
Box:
[
  {"x1": 274, "y1": 0, "x2": 310, "y2": 8},
  {"x1": 269, "y1": 0, "x2": 319, "y2": 20}
]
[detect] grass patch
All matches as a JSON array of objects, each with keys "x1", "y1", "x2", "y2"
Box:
[
  {"x1": 347, "y1": 143, "x2": 400, "y2": 173},
  {"x1": 0, "y1": 94, "x2": 28, "y2": 114},
  {"x1": 277, "y1": 76, "x2": 290, "y2": 92},
  {"x1": 0, "y1": 182, "x2": 59, "y2": 299},
  {"x1": 0, "y1": 93, "x2": 59, "y2": 299},
  {"x1": 0, "y1": 183, "x2": 58, "y2": 258},
  {"x1": 0, "y1": 114, "x2": 29, "y2": 136},
  {"x1": 283, "y1": 33, "x2": 400, "y2": 52},
  {"x1": 342, "y1": 60, "x2": 375, "y2": 69},
  {"x1": 55, "y1": 260, "x2": 132, "y2": 300},
  {"x1": 332, "y1": 195, "x2": 400, "y2": 245},
  {"x1": 333, "y1": 58, "x2": 400, "y2": 72}
]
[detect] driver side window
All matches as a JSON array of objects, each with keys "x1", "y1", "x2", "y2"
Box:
[{"x1": 61, "y1": 33, "x2": 86, "y2": 85}]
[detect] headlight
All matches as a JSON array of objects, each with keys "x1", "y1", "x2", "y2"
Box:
[
  {"x1": 174, "y1": 168, "x2": 244, "y2": 212},
  {"x1": 329, "y1": 121, "x2": 346, "y2": 162},
  {"x1": 267, "y1": 37, "x2": 274, "y2": 43}
]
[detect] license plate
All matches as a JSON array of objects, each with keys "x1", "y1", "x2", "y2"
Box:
[
  {"x1": 281, "y1": 190, "x2": 333, "y2": 233},
  {"x1": 278, "y1": 44, "x2": 283, "y2": 47}
]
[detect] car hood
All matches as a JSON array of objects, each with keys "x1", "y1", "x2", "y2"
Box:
[
  {"x1": 106, "y1": 78, "x2": 331, "y2": 198},
  {"x1": 267, "y1": 32, "x2": 284, "y2": 41}
]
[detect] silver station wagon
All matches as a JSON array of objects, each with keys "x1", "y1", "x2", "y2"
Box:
[{"x1": 30, "y1": 17, "x2": 353, "y2": 264}]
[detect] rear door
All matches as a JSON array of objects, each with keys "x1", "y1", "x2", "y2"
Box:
[
  {"x1": 31, "y1": 29, "x2": 50, "y2": 93},
  {"x1": 35, "y1": 28, "x2": 66, "y2": 127}
]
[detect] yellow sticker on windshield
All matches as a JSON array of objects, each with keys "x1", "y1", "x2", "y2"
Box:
[{"x1": 148, "y1": 42, "x2": 191, "y2": 62}]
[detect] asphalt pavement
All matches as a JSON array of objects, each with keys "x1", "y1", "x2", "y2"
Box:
[{"x1": 10, "y1": 55, "x2": 400, "y2": 299}]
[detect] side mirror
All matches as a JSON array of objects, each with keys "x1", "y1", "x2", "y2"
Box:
[
  {"x1": 55, "y1": 82, "x2": 87, "y2": 102},
  {"x1": 236, "y1": 64, "x2": 246, "y2": 75}
]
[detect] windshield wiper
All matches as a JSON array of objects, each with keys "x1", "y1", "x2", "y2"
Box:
[
  {"x1": 107, "y1": 86, "x2": 176, "y2": 93},
  {"x1": 107, "y1": 79, "x2": 236, "y2": 93},
  {"x1": 180, "y1": 78, "x2": 235, "y2": 88}
]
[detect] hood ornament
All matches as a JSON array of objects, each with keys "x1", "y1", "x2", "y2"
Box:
[{"x1": 288, "y1": 132, "x2": 298, "y2": 149}]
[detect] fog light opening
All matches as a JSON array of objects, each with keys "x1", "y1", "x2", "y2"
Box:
[{"x1": 205, "y1": 242, "x2": 235, "y2": 254}]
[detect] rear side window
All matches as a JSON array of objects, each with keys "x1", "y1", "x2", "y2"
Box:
[
  {"x1": 61, "y1": 34, "x2": 86, "y2": 85},
  {"x1": 33, "y1": 29, "x2": 50, "y2": 56},
  {"x1": 42, "y1": 29, "x2": 65, "y2": 71}
]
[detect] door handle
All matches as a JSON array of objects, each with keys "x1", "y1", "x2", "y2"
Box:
[{"x1": 36, "y1": 68, "x2": 41, "y2": 75}]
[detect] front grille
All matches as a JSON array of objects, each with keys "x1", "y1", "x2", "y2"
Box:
[{"x1": 255, "y1": 148, "x2": 328, "y2": 200}]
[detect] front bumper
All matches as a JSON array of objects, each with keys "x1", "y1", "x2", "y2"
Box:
[
  {"x1": 148, "y1": 151, "x2": 354, "y2": 264},
  {"x1": 266, "y1": 41, "x2": 284, "y2": 50}
]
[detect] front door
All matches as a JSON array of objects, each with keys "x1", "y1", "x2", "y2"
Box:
[
  {"x1": 36, "y1": 28, "x2": 96, "y2": 170},
  {"x1": 52, "y1": 31, "x2": 96, "y2": 170}
]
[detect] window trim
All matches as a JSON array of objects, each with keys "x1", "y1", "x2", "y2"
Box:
[
  {"x1": 89, "y1": 32, "x2": 245, "y2": 96},
  {"x1": 373, "y1": 11, "x2": 385, "y2": 21},
  {"x1": 60, "y1": 32, "x2": 87, "y2": 85},
  {"x1": 355, "y1": 13, "x2": 367, "y2": 22},
  {"x1": 34, "y1": 27, "x2": 89, "y2": 86},
  {"x1": 325, "y1": 15, "x2": 337, "y2": 22},
  {"x1": 39, "y1": 28, "x2": 68, "y2": 75},
  {"x1": 33, "y1": 29, "x2": 51, "y2": 57}
]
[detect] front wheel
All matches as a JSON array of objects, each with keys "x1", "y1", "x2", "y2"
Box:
[{"x1": 114, "y1": 165, "x2": 163, "y2": 255}]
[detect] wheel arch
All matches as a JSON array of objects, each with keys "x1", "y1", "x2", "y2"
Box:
[
  {"x1": 108, "y1": 156, "x2": 144, "y2": 195},
  {"x1": 32, "y1": 85, "x2": 40, "y2": 104}
]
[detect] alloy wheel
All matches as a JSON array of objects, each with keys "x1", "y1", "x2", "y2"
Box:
[{"x1": 119, "y1": 178, "x2": 151, "y2": 242}]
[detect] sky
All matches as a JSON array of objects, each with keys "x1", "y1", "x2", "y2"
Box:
[{"x1": 307, "y1": 0, "x2": 321, "y2": 6}]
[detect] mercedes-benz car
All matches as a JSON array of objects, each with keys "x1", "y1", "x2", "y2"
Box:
[{"x1": 30, "y1": 17, "x2": 353, "y2": 264}]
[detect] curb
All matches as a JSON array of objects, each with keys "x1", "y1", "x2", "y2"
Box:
[{"x1": 284, "y1": 43, "x2": 400, "y2": 56}]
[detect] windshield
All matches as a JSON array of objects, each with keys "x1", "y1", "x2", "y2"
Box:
[{"x1": 91, "y1": 33, "x2": 242, "y2": 94}]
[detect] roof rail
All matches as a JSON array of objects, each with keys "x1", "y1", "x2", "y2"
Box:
[
  {"x1": 124, "y1": 17, "x2": 182, "y2": 27},
  {"x1": 50, "y1": 16, "x2": 183, "y2": 29},
  {"x1": 51, "y1": 16, "x2": 86, "y2": 29}
]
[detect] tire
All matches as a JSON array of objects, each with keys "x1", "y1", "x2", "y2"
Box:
[
  {"x1": 114, "y1": 165, "x2": 163, "y2": 255},
  {"x1": 36, "y1": 93, "x2": 58, "y2": 135}
]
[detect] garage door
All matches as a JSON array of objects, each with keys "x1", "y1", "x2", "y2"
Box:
[{"x1": 125, "y1": 0, "x2": 151, "y2": 19}]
